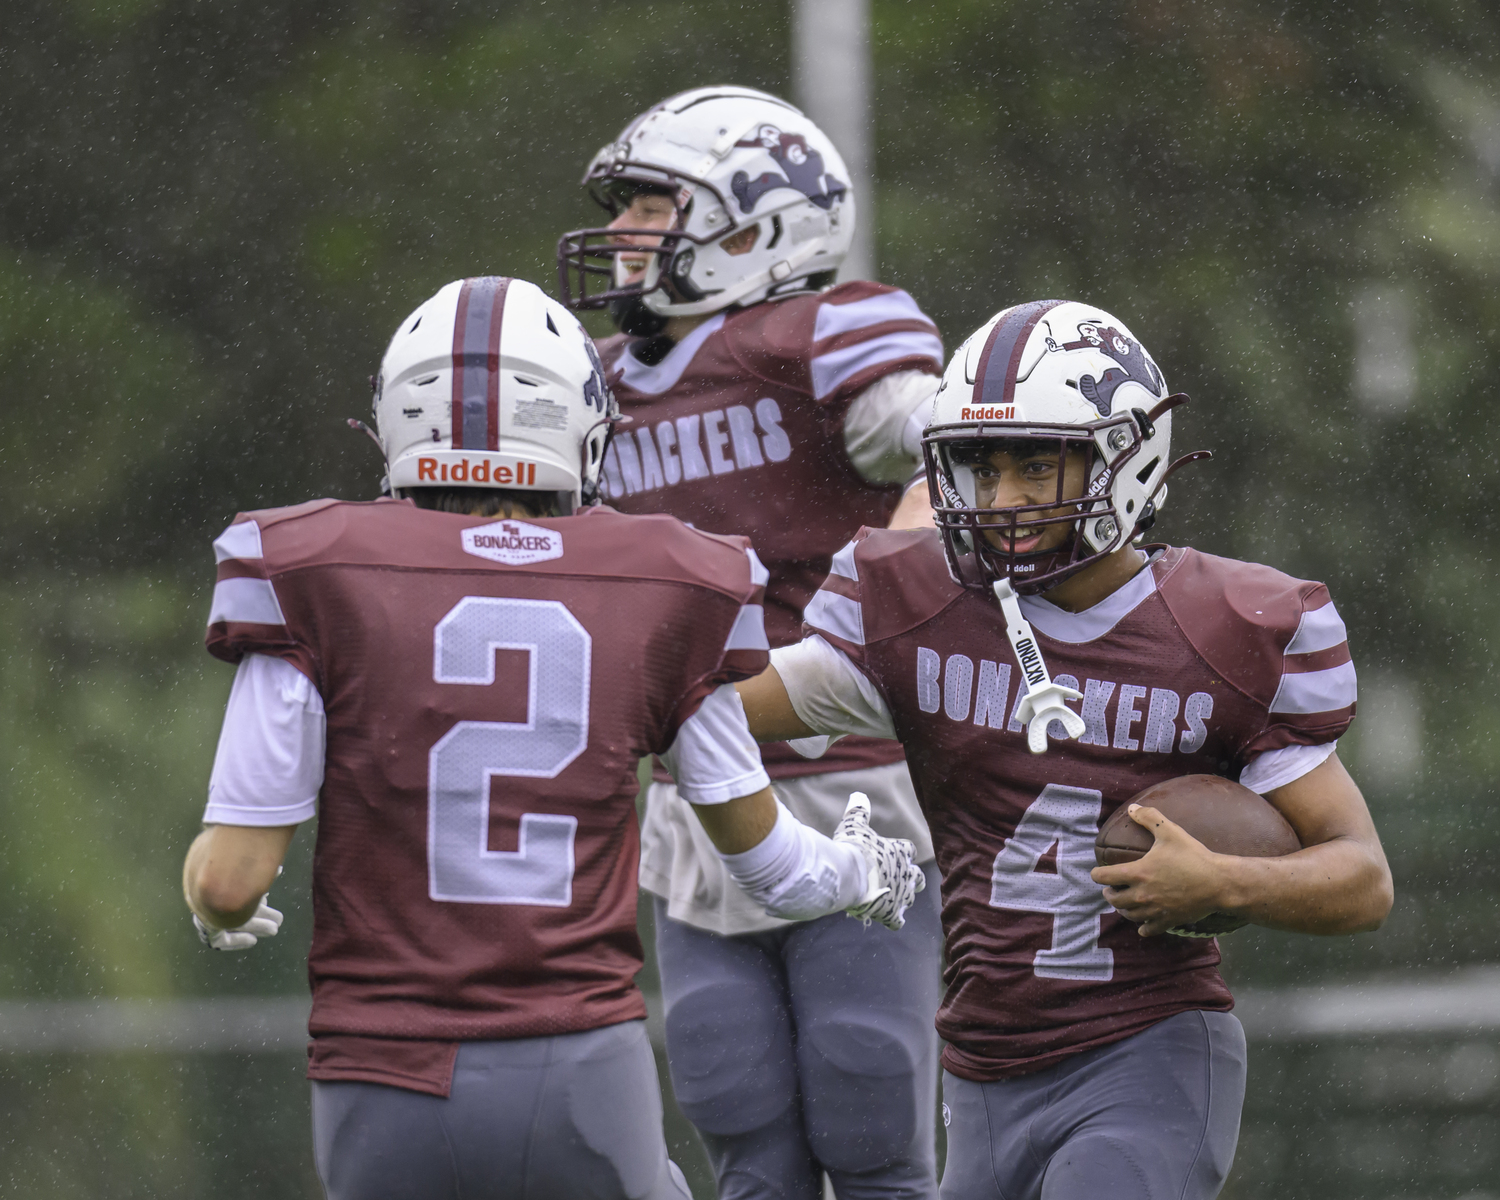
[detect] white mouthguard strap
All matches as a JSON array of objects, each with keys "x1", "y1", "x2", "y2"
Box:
[{"x1": 992, "y1": 578, "x2": 1086, "y2": 754}]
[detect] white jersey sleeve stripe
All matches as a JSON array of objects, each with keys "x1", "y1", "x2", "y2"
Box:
[
  {"x1": 208, "y1": 577, "x2": 287, "y2": 627},
  {"x1": 1284, "y1": 601, "x2": 1349, "y2": 656},
  {"x1": 803, "y1": 588, "x2": 865, "y2": 647},
  {"x1": 723, "y1": 603, "x2": 769, "y2": 652},
  {"x1": 811, "y1": 330, "x2": 945, "y2": 400},
  {"x1": 745, "y1": 546, "x2": 769, "y2": 587},
  {"x1": 1269, "y1": 661, "x2": 1358, "y2": 715},
  {"x1": 829, "y1": 540, "x2": 860, "y2": 582},
  {"x1": 813, "y1": 291, "x2": 934, "y2": 341},
  {"x1": 213, "y1": 521, "x2": 264, "y2": 563}
]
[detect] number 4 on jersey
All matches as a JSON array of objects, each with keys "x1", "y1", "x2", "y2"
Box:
[{"x1": 989, "y1": 785, "x2": 1114, "y2": 981}]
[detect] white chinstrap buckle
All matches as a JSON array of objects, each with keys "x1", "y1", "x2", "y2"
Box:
[{"x1": 992, "y1": 578, "x2": 1086, "y2": 754}]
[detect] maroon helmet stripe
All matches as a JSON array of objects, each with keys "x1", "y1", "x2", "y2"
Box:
[
  {"x1": 450, "y1": 282, "x2": 471, "y2": 448},
  {"x1": 972, "y1": 300, "x2": 1063, "y2": 411},
  {"x1": 450, "y1": 277, "x2": 511, "y2": 451},
  {"x1": 484, "y1": 281, "x2": 505, "y2": 451}
]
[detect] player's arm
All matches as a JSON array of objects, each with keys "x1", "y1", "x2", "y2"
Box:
[
  {"x1": 736, "y1": 664, "x2": 819, "y2": 742},
  {"x1": 184, "y1": 824, "x2": 295, "y2": 931},
  {"x1": 886, "y1": 477, "x2": 935, "y2": 530},
  {"x1": 841, "y1": 370, "x2": 936, "y2": 530},
  {"x1": 736, "y1": 633, "x2": 896, "y2": 744},
  {"x1": 182, "y1": 653, "x2": 324, "y2": 950},
  {"x1": 664, "y1": 683, "x2": 922, "y2": 930},
  {"x1": 1092, "y1": 752, "x2": 1393, "y2": 937}
]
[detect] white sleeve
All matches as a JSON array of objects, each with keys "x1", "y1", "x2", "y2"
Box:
[
  {"x1": 841, "y1": 369, "x2": 939, "y2": 485},
  {"x1": 659, "y1": 684, "x2": 772, "y2": 805},
  {"x1": 203, "y1": 654, "x2": 325, "y2": 826},
  {"x1": 1238, "y1": 740, "x2": 1338, "y2": 795},
  {"x1": 770, "y1": 634, "x2": 897, "y2": 740},
  {"x1": 719, "y1": 798, "x2": 867, "y2": 920}
]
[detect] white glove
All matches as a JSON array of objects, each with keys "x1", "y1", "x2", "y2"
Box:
[
  {"x1": 834, "y1": 792, "x2": 926, "y2": 931},
  {"x1": 193, "y1": 897, "x2": 283, "y2": 952}
]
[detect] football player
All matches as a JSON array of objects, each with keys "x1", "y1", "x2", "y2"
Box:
[
  {"x1": 558, "y1": 86, "x2": 945, "y2": 1198},
  {"x1": 180, "y1": 276, "x2": 925, "y2": 1200},
  {"x1": 734, "y1": 300, "x2": 1394, "y2": 1200}
]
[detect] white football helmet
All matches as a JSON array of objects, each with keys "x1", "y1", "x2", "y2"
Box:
[
  {"x1": 373, "y1": 277, "x2": 618, "y2": 513},
  {"x1": 922, "y1": 299, "x2": 1207, "y2": 594},
  {"x1": 558, "y1": 86, "x2": 855, "y2": 322}
]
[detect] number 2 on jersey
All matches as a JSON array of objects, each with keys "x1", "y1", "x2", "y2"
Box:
[
  {"x1": 427, "y1": 597, "x2": 591, "y2": 906},
  {"x1": 988, "y1": 784, "x2": 1114, "y2": 981}
]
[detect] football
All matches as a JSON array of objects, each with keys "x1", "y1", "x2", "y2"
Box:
[{"x1": 1094, "y1": 774, "x2": 1302, "y2": 937}]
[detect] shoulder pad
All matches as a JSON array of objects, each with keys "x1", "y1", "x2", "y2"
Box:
[{"x1": 1156, "y1": 547, "x2": 1348, "y2": 711}]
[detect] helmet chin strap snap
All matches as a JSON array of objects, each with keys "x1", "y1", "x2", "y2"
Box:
[{"x1": 992, "y1": 578, "x2": 1086, "y2": 754}]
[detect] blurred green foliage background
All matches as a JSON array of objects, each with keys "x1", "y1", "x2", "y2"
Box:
[{"x1": 2, "y1": 1, "x2": 1498, "y2": 1195}]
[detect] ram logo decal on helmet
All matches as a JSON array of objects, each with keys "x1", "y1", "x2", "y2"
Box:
[
  {"x1": 1046, "y1": 321, "x2": 1166, "y2": 417},
  {"x1": 582, "y1": 339, "x2": 609, "y2": 414},
  {"x1": 730, "y1": 125, "x2": 847, "y2": 214}
]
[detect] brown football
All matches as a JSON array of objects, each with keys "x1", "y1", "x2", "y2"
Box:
[{"x1": 1094, "y1": 774, "x2": 1301, "y2": 938}]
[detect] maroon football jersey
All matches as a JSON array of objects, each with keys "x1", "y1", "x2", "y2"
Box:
[
  {"x1": 206, "y1": 498, "x2": 768, "y2": 1095},
  {"x1": 802, "y1": 531, "x2": 1356, "y2": 1081},
  {"x1": 596, "y1": 281, "x2": 942, "y2": 779}
]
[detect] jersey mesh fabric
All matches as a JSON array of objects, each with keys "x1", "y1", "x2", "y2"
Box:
[
  {"x1": 596, "y1": 280, "x2": 942, "y2": 780},
  {"x1": 801, "y1": 531, "x2": 1355, "y2": 1081},
  {"x1": 205, "y1": 499, "x2": 768, "y2": 1094}
]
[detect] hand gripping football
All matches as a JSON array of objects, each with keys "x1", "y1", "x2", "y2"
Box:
[{"x1": 1094, "y1": 774, "x2": 1301, "y2": 937}]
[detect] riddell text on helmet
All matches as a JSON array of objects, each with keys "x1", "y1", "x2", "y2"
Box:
[
  {"x1": 417, "y1": 458, "x2": 537, "y2": 485},
  {"x1": 960, "y1": 406, "x2": 1016, "y2": 420}
]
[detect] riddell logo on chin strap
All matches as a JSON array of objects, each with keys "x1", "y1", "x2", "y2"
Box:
[
  {"x1": 961, "y1": 406, "x2": 1015, "y2": 420},
  {"x1": 417, "y1": 458, "x2": 537, "y2": 485}
]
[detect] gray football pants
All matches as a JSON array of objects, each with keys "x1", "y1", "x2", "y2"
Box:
[
  {"x1": 652, "y1": 861, "x2": 944, "y2": 1200},
  {"x1": 310, "y1": 1020, "x2": 690, "y2": 1200},
  {"x1": 939, "y1": 1009, "x2": 1247, "y2": 1200}
]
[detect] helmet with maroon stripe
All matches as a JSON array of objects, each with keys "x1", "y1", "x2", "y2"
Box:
[
  {"x1": 922, "y1": 299, "x2": 1204, "y2": 594},
  {"x1": 558, "y1": 86, "x2": 855, "y2": 328},
  {"x1": 372, "y1": 277, "x2": 618, "y2": 513}
]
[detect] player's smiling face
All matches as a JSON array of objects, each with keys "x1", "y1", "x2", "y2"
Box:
[
  {"x1": 607, "y1": 192, "x2": 678, "y2": 285},
  {"x1": 606, "y1": 191, "x2": 761, "y2": 288},
  {"x1": 969, "y1": 441, "x2": 1092, "y2": 556}
]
